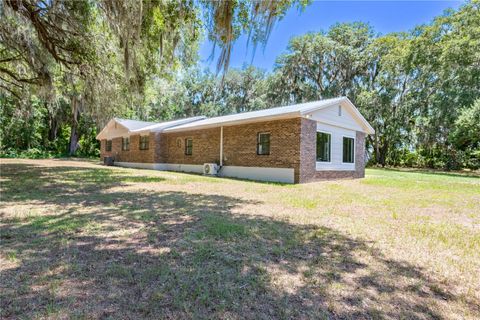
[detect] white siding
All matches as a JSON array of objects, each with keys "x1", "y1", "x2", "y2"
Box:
[
  {"x1": 315, "y1": 122, "x2": 356, "y2": 171},
  {"x1": 310, "y1": 103, "x2": 363, "y2": 132}
]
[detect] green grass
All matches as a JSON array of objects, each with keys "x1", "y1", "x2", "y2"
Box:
[
  {"x1": 201, "y1": 216, "x2": 249, "y2": 240},
  {"x1": 1, "y1": 159, "x2": 479, "y2": 319}
]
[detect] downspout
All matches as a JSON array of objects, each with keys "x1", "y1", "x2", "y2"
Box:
[{"x1": 219, "y1": 126, "x2": 224, "y2": 167}]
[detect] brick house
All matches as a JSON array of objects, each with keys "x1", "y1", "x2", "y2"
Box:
[{"x1": 96, "y1": 97, "x2": 375, "y2": 183}]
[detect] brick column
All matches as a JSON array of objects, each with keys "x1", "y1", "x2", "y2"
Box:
[
  {"x1": 355, "y1": 131, "x2": 366, "y2": 178},
  {"x1": 297, "y1": 118, "x2": 317, "y2": 183}
]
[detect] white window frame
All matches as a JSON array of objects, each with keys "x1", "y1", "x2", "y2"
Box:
[
  {"x1": 316, "y1": 130, "x2": 332, "y2": 164},
  {"x1": 342, "y1": 135, "x2": 355, "y2": 164}
]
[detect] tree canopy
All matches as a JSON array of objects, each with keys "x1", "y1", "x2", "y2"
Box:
[{"x1": 1, "y1": 0, "x2": 479, "y2": 169}]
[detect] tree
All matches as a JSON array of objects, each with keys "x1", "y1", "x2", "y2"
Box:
[
  {"x1": 407, "y1": 1, "x2": 480, "y2": 167},
  {"x1": 1, "y1": 0, "x2": 307, "y2": 155},
  {"x1": 271, "y1": 22, "x2": 374, "y2": 104},
  {"x1": 449, "y1": 99, "x2": 480, "y2": 169}
]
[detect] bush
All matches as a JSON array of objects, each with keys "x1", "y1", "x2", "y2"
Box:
[{"x1": 0, "y1": 148, "x2": 54, "y2": 159}]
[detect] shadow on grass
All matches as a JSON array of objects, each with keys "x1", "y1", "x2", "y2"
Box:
[{"x1": 1, "y1": 163, "x2": 477, "y2": 319}]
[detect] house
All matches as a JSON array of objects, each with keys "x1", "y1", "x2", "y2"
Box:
[{"x1": 96, "y1": 97, "x2": 375, "y2": 183}]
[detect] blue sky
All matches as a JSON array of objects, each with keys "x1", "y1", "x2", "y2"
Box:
[{"x1": 199, "y1": 0, "x2": 463, "y2": 71}]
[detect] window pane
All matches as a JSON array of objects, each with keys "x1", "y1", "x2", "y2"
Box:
[
  {"x1": 122, "y1": 137, "x2": 130, "y2": 151},
  {"x1": 257, "y1": 133, "x2": 270, "y2": 155},
  {"x1": 316, "y1": 132, "x2": 331, "y2": 162},
  {"x1": 185, "y1": 138, "x2": 192, "y2": 155},
  {"x1": 343, "y1": 137, "x2": 354, "y2": 163},
  {"x1": 140, "y1": 136, "x2": 149, "y2": 150}
]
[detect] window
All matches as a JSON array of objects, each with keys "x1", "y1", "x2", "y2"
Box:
[
  {"x1": 122, "y1": 137, "x2": 130, "y2": 151},
  {"x1": 106, "y1": 140, "x2": 112, "y2": 152},
  {"x1": 257, "y1": 133, "x2": 270, "y2": 155},
  {"x1": 338, "y1": 105, "x2": 342, "y2": 116},
  {"x1": 343, "y1": 137, "x2": 355, "y2": 163},
  {"x1": 185, "y1": 138, "x2": 192, "y2": 155},
  {"x1": 316, "y1": 132, "x2": 331, "y2": 162},
  {"x1": 139, "y1": 135, "x2": 149, "y2": 150}
]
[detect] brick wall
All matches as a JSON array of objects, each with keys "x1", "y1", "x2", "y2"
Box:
[
  {"x1": 100, "y1": 132, "x2": 157, "y2": 163},
  {"x1": 159, "y1": 127, "x2": 221, "y2": 164},
  {"x1": 99, "y1": 117, "x2": 367, "y2": 183},
  {"x1": 298, "y1": 122, "x2": 366, "y2": 182},
  {"x1": 222, "y1": 118, "x2": 302, "y2": 168},
  {"x1": 159, "y1": 118, "x2": 303, "y2": 171}
]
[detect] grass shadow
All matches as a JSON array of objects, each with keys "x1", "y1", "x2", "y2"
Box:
[{"x1": 1, "y1": 162, "x2": 478, "y2": 319}]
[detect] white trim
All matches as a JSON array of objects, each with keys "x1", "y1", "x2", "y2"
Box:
[
  {"x1": 301, "y1": 98, "x2": 374, "y2": 134},
  {"x1": 315, "y1": 118, "x2": 362, "y2": 133},
  {"x1": 315, "y1": 122, "x2": 356, "y2": 172},
  {"x1": 300, "y1": 100, "x2": 342, "y2": 115},
  {"x1": 316, "y1": 130, "x2": 332, "y2": 164},
  {"x1": 220, "y1": 126, "x2": 224, "y2": 166},
  {"x1": 96, "y1": 117, "x2": 205, "y2": 140},
  {"x1": 164, "y1": 112, "x2": 299, "y2": 133},
  {"x1": 162, "y1": 163, "x2": 203, "y2": 174},
  {"x1": 341, "y1": 135, "x2": 355, "y2": 165},
  {"x1": 112, "y1": 162, "x2": 294, "y2": 183},
  {"x1": 219, "y1": 166, "x2": 294, "y2": 183},
  {"x1": 130, "y1": 116, "x2": 206, "y2": 133},
  {"x1": 315, "y1": 165, "x2": 355, "y2": 172},
  {"x1": 98, "y1": 97, "x2": 374, "y2": 139},
  {"x1": 114, "y1": 162, "x2": 165, "y2": 170},
  {"x1": 341, "y1": 99, "x2": 375, "y2": 134}
]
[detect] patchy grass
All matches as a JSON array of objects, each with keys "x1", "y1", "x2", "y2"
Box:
[{"x1": 1, "y1": 159, "x2": 479, "y2": 319}]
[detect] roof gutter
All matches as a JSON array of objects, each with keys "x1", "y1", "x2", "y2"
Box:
[{"x1": 164, "y1": 111, "x2": 301, "y2": 133}]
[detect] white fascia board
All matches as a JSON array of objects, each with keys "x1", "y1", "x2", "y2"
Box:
[
  {"x1": 315, "y1": 119, "x2": 364, "y2": 133},
  {"x1": 299, "y1": 100, "x2": 344, "y2": 115},
  {"x1": 130, "y1": 116, "x2": 207, "y2": 134},
  {"x1": 300, "y1": 97, "x2": 375, "y2": 135},
  {"x1": 340, "y1": 98, "x2": 375, "y2": 134},
  {"x1": 163, "y1": 112, "x2": 301, "y2": 133}
]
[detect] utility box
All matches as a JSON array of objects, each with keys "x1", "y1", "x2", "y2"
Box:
[
  {"x1": 104, "y1": 156, "x2": 114, "y2": 166},
  {"x1": 203, "y1": 163, "x2": 218, "y2": 175}
]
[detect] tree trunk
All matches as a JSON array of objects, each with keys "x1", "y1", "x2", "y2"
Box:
[
  {"x1": 379, "y1": 143, "x2": 388, "y2": 167},
  {"x1": 374, "y1": 132, "x2": 380, "y2": 165},
  {"x1": 47, "y1": 111, "x2": 58, "y2": 142},
  {"x1": 68, "y1": 96, "x2": 81, "y2": 156}
]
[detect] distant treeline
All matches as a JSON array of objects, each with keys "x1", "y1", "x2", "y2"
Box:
[{"x1": 1, "y1": 1, "x2": 479, "y2": 169}]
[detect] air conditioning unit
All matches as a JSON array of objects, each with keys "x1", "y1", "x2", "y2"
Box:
[{"x1": 203, "y1": 163, "x2": 218, "y2": 175}]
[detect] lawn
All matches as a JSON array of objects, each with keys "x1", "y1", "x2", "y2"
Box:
[{"x1": 1, "y1": 159, "x2": 479, "y2": 319}]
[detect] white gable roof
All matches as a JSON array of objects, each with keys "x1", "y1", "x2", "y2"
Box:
[
  {"x1": 164, "y1": 97, "x2": 374, "y2": 134},
  {"x1": 116, "y1": 118, "x2": 158, "y2": 131},
  {"x1": 96, "y1": 97, "x2": 374, "y2": 140},
  {"x1": 129, "y1": 116, "x2": 206, "y2": 133},
  {"x1": 95, "y1": 116, "x2": 206, "y2": 140}
]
